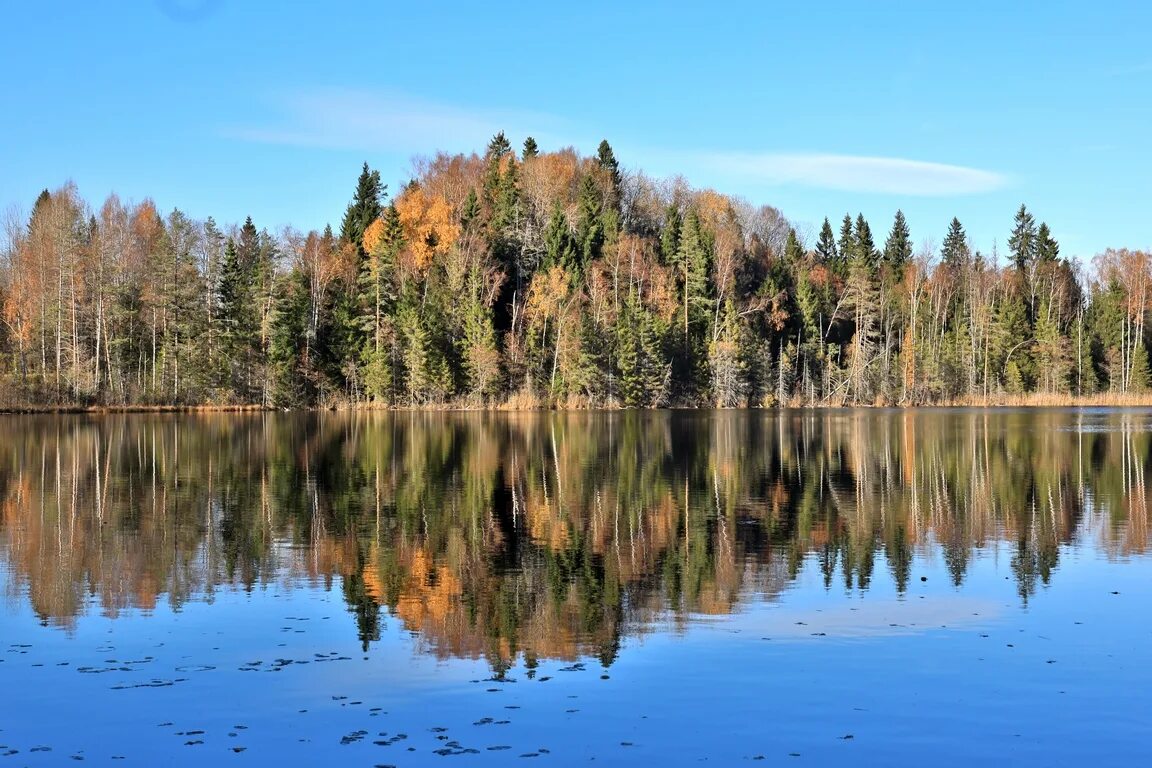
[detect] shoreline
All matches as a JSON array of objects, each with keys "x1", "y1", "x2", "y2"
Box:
[{"x1": 6, "y1": 394, "x2": 1152, "y2": 415}]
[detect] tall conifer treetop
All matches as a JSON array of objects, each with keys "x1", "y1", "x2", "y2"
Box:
[
  {"x1": 854, "y1": 213, "x2": 877, "y2": 267},
  {"x1": 816, "y1": 218, "x2": 838, "y2": 264},
  {"x1": 486, "y1": 132, "x2": 512, "y2": 160},
  {"x1": 883, "y1": 210, "x2": 912, "y2": 270},
  {"x1": 837, "y1": 214, "x2": 855, "y2": 265},
  {"x1": 340, "y1": 163, "x2": 385, "y2": 252},
  {"x1": 1008, "y1": 204, "x2": 1037, "y2": 271},
  {"x1": 1036, "y1": 223, "x2": 1060, "y2": 262},
  {"x1": 941, "y1": 218, "x2": 969, "y2": 265}
]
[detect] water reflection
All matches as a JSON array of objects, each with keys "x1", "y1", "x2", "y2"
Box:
[{"x1": 1, "y1": 409, "x2": 1149, "y2": 666}]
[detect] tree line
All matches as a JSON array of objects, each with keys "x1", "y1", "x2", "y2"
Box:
[{"x1": 2, "y1": 134, "x2": 1149, "y2": 408}]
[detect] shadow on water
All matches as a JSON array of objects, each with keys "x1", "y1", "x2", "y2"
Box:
[{"x1": 1, "y1": 408, "x2": 1149, "y2": 669}]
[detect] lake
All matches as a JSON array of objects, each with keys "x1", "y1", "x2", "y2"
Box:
[{"x1": 1, "y1": 409, "x2": 1150, "y2": 766}]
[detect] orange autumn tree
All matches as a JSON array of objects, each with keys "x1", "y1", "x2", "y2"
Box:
[{"x1": 394, "y1": 183, "x2": 460, "y2": 279}]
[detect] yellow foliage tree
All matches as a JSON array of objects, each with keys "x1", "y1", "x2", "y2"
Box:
[{"x1": 394, "y1": 185, "x2": 460, "y2": 275}]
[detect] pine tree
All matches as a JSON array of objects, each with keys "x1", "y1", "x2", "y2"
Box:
[{"x1": 522, "y1": 136, "x2": 539, "y2": 160}]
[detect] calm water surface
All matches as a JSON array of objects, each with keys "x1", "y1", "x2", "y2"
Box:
[{"x1": 1, "y1": 409, "x2": 1150, "y2": 766}]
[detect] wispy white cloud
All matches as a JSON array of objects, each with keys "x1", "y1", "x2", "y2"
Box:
[
  {"x1": 229, "y1": 88, "x2": 567, "y2": 155},
  {"x1": 231, "y1": 89, "x2": 1007, "y2": 198},
  {"x1": 701, "y1": 152, "x2": 1008, "y2": 196}
]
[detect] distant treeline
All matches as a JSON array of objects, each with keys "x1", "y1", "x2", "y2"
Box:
[{"x1": 2, "y1": 135, "x2": 1149, "y2": 408}]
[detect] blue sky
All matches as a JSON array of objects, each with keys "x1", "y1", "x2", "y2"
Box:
[{"x1": 2, "y1": 0, "x2": 1150, "y2": 264}]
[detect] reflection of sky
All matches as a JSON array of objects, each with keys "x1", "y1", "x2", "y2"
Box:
[
  {"x1": 731, "y1": 595, "x2": 1002, "y2": 640},
  {"x1": 5, "y1": 542, "x2": 1150, "y2": 766}
]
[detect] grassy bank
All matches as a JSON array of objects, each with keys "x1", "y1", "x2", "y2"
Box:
[
  {"x1": 0, "y1": 404, "x2": 271, "y2": 415},
  {"x1": 6, "y1": 392, "x2": 1152, "y2": 414}
]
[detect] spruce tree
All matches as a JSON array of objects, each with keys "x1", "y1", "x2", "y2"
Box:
[
  {"x1": 217, "y1": 237, "x2": 256, "y2": 398},
  {"x1": 461, "y1": 188, "x2": 480, "y2": 230},
  {"x1": 217, "y1": 239, "x2": 243, "y2": 334},
  {"x1": 883, "y1": 210, "x2": 912, "y2": 271},
  {"x1": 784, "y1": 228, "x2": 805, "y2": 269},
  {"x1": 237, "y1": 216, "x2": 260, "y2": 268},
  {"x1": 397, "y1": 296, "x2": 432, "y2": 405},
  {"x1": 815, "y1": 217, "x2": 838, "y2": 264},
  {"x1": 340, "y1": 163, "x2": 385, "y2": 255},
  {"x1": 616, "y1": 296, "x2": 667, "y2": 407},
  {"x1": 493, "y1": 155, "x2": 521, "y2": 233},
  {"x1": 672, "y1": 208, "x2": 713, "y2": 400},
  {"x1": 596, "y1": 139, "x2": 622, "y2": 215},
  {"x1": 487, "y1": 131, "x2": 512, "y2": 160},
  {"x1": 359, "y1": 207, "x2": 402, "y2": 402},
  {"x1": 575, "y1": 174, "x2": 604, "y2": 267},
  {"x1": 941, "y1": 218, "x2": 969, "y2": 265},
  {"x1": 1036, "y1": 222, "x2": 1059, "y2": 262},
  {"x1": 485, "y1": 142, "x2": 522, "y2": 335},
  {"x1": 1008, "y1": 204, "x2": 1037, "y2": 271},
  {"x1": 459, "y1": 266, "x2": 501, "y2": 399},
  {"x1": 543, "y1": 203, "x2": 577, "y2": 269},
  {"x1": 854, "y1": 214, "x2": 878, "y2": 269},
  {"x1": 522, "y1": 136, "x2": 539, "y2": 160},
  {"x1": 836, "y1": 214, "x2": 855, "y2": 271},
  {"x1": 483, "y1": 133, "x2": 513, "y2": 215},
  {"x1": 268, "y1": 268, "x2": 312, "y2": 406}
]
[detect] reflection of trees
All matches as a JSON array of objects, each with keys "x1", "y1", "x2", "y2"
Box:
[{"x1": 0, "y1": 410, "x2": 1149, "y2": 660}]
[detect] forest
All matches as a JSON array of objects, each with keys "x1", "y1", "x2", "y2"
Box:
[{"x1": 1, "y1": 134, "x2": 1149, "y2": 409}]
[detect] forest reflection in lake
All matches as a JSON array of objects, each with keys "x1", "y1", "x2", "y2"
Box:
[{"x1": 1, "y1": 409, "x2": 1151, "y2": 765}]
